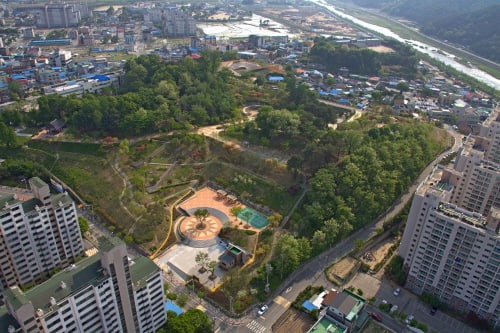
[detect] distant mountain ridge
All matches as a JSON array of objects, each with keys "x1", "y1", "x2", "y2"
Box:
[{"x1": 347, "y1": 0, "x2": 500, "y2": 63}]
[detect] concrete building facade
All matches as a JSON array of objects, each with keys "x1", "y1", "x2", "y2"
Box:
[
  {"x1": 0, "y1": 178, "x2": 83, "y2": 290},
  {"x1": 399, "y1": 109, "x2": 500, "y2": 328},
  {"x1": 0, "y1": 237, "x2": 166, "y2": 333}
]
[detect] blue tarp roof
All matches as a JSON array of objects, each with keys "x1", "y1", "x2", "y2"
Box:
[
  {"x1": 11, "y1": 74, "x2": 27, "y2": 80},
  {"x1": 92, "y1": 74, "x2": 110, "y2": 82},
  {"x1": 302, "y1": 300, "x2": 319, "y2": 311},
  {"x1": 338, "y1": 99, "x2": 350, "y2": 104},
  {"x1": 330, "y1": 89, "x2": 342, "y2": 95},
  {"x1": 268, "y1": 76, "x2": 284, "y2": 81},
  {"x1": 319, "y1": 91, "x2": 328, "y2": 96},
  {"x1": 357, "y1": 103, "x2": 364, "y2": 108},
  {"x1": 165, "y1": 301, "x2": 184, "y2": 315}
]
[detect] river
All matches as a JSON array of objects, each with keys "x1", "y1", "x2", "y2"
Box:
[{"x1": 310, "y1": 0, "x2": 500, "y2": 91}]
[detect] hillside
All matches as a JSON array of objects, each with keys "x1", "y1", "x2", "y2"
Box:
[
  {"x1": 348, "y1": 0, "x2": 500, "y2": 63},
  {"x1": 421, "y1": 5, "x2": 500, "y2": 63}
]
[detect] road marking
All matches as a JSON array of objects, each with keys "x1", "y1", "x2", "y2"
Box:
[
  {"x1": 273, "y1": 295, "x2": 291, "y2": 308},
  {"x1": 246, "y1": 320, "x2": 266, "y2": 333}
]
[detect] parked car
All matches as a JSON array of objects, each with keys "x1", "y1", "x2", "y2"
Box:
[
  {"x1": 390, "y1": 305, "x2": 399, "y2": 313},
  {"x1": 393, "y1": 288, "x2": 401, "y2": 296},
  {"x1": 430, "y1": 306, "x2": 438, "y2": 315},
  {"x1": 257, "y1": 305, "x2": 268, "y2": 316},
  {"x1": 371, "y1": 312, "x2": 383, "y2": 322},
  {"x1": 405, "y1": 314, "x2": 414, "y2": 324}
]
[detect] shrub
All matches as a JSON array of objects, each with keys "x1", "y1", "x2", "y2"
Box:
[
  {"x1": 166, "y1": 293, "x2": 177, "y2": 300},
  {"x1": 245, "y1": 230, "x2": 256, "y2": 235},
  {"x1": 177, "y1": 294, "x2": 188, "y2": 307}
]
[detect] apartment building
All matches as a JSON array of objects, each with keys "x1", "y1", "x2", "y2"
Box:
[
  {"x1": 0, "y1": 236, "x2": 166, "y2": 333},
  {"x1": 148, "y1": 7, "x2": 196, "y2": 38},
  {"x1": 49, "y1": 49, "x2": 72, "y2": 67},
  {"x1": 399, "y1": 109, "x2": 500, "y2": 328},
  {"x1": 0, "y1": 178, "x2": 83, "y2": 290},
  {"x1": 31, "y1": 3, "x2": 89, "y2": 29}
]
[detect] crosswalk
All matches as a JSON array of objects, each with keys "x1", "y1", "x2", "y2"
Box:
[{"x1": 246, "y1": 320, "x2": 266, "y2": 333}]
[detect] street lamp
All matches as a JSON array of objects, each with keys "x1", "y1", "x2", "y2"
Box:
[
  {"x1": 280, "y1": 253, "x2": 285, "y2": 280},
  {"x1": 265, "y1": 263, "x2": 272, "y2": 293}
]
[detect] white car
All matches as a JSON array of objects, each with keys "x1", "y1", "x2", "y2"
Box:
[
  {"x1": 405, "y1": 314, "x2": 415, "y2": 324},
  {"x1": 393, "y1": 288, "x2": 401, "y2": 296},
  {"x1": 257, "y1": 305, "x2": 268, "y2": 316}
]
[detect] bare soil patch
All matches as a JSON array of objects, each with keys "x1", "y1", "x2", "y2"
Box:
[
  {"x1": 327, "y1": 256, "x2": 360, "y2": 285},
  {"x1": 272, "y1": 308, "x2": 316, "y2": 333}
]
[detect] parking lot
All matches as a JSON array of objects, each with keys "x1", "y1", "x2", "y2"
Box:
[{"x1": 349, "y1": 273, "x2": 479, "y2": 333}]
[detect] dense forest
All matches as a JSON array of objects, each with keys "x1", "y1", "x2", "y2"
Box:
[
  {"x1": 257, "y1": 117, "x2": 445, "y2": 282},
  {"x1": 347, "y1": 0, "x2": 500, "y2": 63},
  {"x1": 309, "y1": 38, "x2": 418, "y2": 77},
  {"x1": 421, "y1": 6, "x2": 500, "y2": 63},
  {"x1": 1, "y1": 52, "x2": 239, "y2": 136}
]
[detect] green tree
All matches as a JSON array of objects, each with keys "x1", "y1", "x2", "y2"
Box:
[
  {"x1": 396, "y1": 82, "x2": 410, "y2": 94},
  {"x1": 207, "y1": 260, "x2": 217, "y2": 281},
  {"x1": 230, "y1": 206, "x2": 243, "y2": 222},
  {"x1": 195, "y1": 251, "x2": 209, "y2": 272},
  {"x1": 8, "y1": 81, "x2": 24, "y2": 100},
  {"x1": 119, "y1": 139, "x2": 129, "y2": 155},
  {"x1": 164, "y1": 308, "x2": 213, "y2": 333},
  {"x1": 194, "y1": 209, "x2": 209, "y2": 229},
  {"x1": 78, "y1": 216, "x2": 89, "y2": 234},
  {"x1": 0, "y1": 122, "x2": 17, "y2": 147}
]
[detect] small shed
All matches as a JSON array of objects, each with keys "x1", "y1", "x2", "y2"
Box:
[{"x1": 47, "y1": 119, "x2": 66, "y2": 134}]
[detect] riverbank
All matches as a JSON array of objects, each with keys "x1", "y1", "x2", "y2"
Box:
[
  {"x1": 328, "y1": 1, "x2": 500, "y2": 79},
  {"x1": 307, "y1": 0, "x2": 500, "y2": 92}
]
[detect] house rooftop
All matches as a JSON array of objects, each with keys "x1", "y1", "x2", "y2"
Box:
[
  {"x1": 308, "y1": 316, "x2": 347, "y2": 333},
  {"x1": 324, "y1": 290, "x2": 365, "y2": 322}
]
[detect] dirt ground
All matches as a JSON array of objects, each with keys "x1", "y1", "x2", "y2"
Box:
[
  {"x1": 367, "y1": 46, "x2": 395, "y2": 53},
  {"x1": 272, "y1": 307, "x2": 316, "y2": 333},
  {"x1": 327, "y1": 256, "x2": 359, "y2": 283},
  {"x1": 360, "y1": 238, "x2": 397, "y2": 270},
  {"x1": 361, "y1": 320, "x2": 394, "y2": 333}
]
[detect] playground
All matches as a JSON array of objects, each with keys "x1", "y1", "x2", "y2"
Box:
[{"x1": 178, "y1": 187, "x2": 269, "y2": 235}]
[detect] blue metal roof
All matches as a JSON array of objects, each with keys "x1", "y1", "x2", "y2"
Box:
[
  {"x1": 268, "y1": 76, "x2": 284, "y2": 82},
  {"x1": 302, "y1": 300, "x2": 319, "y2": 311}
]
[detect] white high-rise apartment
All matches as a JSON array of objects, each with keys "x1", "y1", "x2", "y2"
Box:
[
  {"x1": 0, "y1": 178, "x2": 83, "y2": 290},
  {"x1": 400, "y1": 109, "x2": 500, "y2": 328},
  {"x1": 0, "y1": 236, "x2": 166, "y2": 333}
]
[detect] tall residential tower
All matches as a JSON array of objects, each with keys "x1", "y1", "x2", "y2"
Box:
[
  {"x1": 0, "y1": 178, "x2": 83, "y2": 290},
  {"x1": 0, "y1": 236, "x2": 166, "y2": 333},
  {"x1": 399, "y1": 109, "x2": 500, "y2": 328}
]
